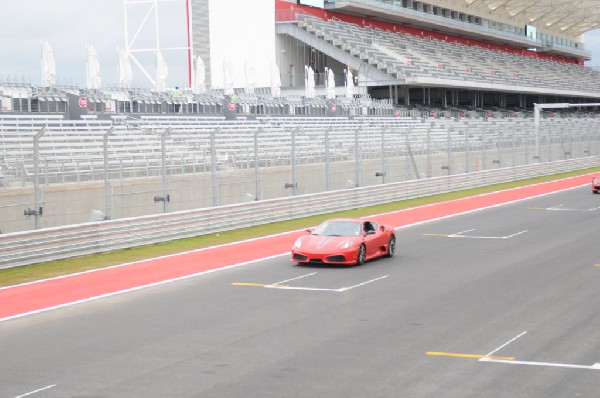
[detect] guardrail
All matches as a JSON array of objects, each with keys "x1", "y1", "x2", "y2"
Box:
[{"x1": 0, "y1": 157, "x2": 598, "y2": 270}]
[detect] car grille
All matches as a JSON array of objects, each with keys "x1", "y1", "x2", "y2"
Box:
[
  {"x1": 326, "y1": 255, "x2": 346, "y2": 262},
  {"x1": 293, "y1": 253, "x2": 308, "y2": 261}
]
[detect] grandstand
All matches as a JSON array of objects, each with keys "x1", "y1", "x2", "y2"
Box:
[
  {"x1": 2, "y1": 1, "x2": 600, "y2": 118},
  {"x1": 1, "y1": 0, "x2": 600, "y2": 233}
]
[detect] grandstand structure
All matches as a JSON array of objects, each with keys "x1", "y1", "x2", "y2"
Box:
[
  {"x1": 276, "y1": 0, "x2": 600, "y2": 109},
  {"x1": 1, "y1": 0, "x2": 600, "y2": 233},
  {"x1": 1, "y1": 0, "x2": 600, "y2": 118}
]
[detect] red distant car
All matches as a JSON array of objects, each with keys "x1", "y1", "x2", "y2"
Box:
[
  {"x1": 291, "y1": 218, "x2": 396, "y2": 266},
  {"x1": 593, "y1": 177, "x2": 600, "y2": 194}
]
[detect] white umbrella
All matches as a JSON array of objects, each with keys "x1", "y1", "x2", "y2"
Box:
[
  {"x1": 223, "y1": 57, "x2": 234, "y2": 95},
  {"x1": 245, "y1": 61, "x2": 255, "y2": 94},
  {"x1": 271, "y1": 62, "x2": 281, "y2": 97},
  {"x1": 326, "y1": 68, "x2": 335, "y2": 99},
  {"x1": 117, "y1": 48, "x2": 132, "y2": 88},
  {"x1": 305, "y1": 66, "x2": 315, "y2": 98},
  {"x1": 86, "y1": 45, "x2": 101, "y2": 89},
  {"x1": 156, "y1": 51, "x2": 168, "y2": 91},
  {"x1": 193, "y1": 55, "x2": 206, "y2": 94},
  {"x1": 41, "y1": 40, "x2": 56, "y2": 87},
  {"x1": 345, "y1": 69, "x2": 354, "y2": 99}
]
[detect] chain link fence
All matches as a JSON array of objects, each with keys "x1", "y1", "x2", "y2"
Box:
[{"x1": 1, "y1": 116, "x2": 600, "y2": 233}]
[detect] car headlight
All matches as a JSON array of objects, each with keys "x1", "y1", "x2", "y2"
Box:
[
  {"x1": 294, "y1": 238, "x2": 302, "y2": 248},
  {"x1": 341, "y1": 241, "x2": 354, "y2": 249}
]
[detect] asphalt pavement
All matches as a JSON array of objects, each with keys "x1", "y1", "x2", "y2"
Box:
[{"x1": 2, "y1": 185, "x2": 599, "y2": 398}]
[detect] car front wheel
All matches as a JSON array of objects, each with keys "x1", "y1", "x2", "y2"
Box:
[
  {"x1": 356, "y1": 244, "x2": 366, "y2": 266},
  {"x1": 385, "y1": 235, "x2": 396, "y2": 258}
]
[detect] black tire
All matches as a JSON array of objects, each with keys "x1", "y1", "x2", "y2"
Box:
[
  {"x1": 356, "y1": 244, "x2": 366, "y2": 266},
  {"x1": 385, "y1": 235, "x2": 396, "y2": 258}
]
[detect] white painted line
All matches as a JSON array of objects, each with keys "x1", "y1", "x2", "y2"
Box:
[
  {"x1": 480, "y1": 357, "x2": 600, "y2": 371},
  {"x1": 266, "y1": 275, "x2": 389, "y2": 293},
  {"x1": 271, "y1": 272, "x2": 317, "y2": 286},
  {"x1": 0, "y1": 232, "x2": 301, "y2": 292},
  {"x1": 393, "y1": 181, "x2": 591, "y2": 233},
  {"x1": 535, "y1": 204, "x2": 600, "y2": 212},
  {"x1": 444, "y1": 230, "x2": 528, "y2": 239},
  {"x1": 1, "y1": 175, "x2": 592, "y2": 321},
  {"x1": 3, "y1": 175, "x2": 592, "y2": 295},
  {"x1": 485, "y1": 331, "x2": 528, "y2": 357},
  {"x1": 338, "y1": 275, "x2": 389, "y2": 292},
  {"x1": 548, "y1": 208, "x2": 590, "y2": 211},
  {"x1": 15, "y1": 384, "x2": 56, "y2": 398},
  {"x1": 0, "y1": 253, "x2": 290, "y2": 323},
  {"x1": 504, "y1": 230, "x2": 528, "y2": 239},
  {"x1": 465, "y1": 231, "x2": 526, "y2": 239},
  {"x1": 266, "y1": 286, "x2": 340, "y2": 292},
  {"x1": 455, "y1": 228, "x2": 476, "y2": 235}
]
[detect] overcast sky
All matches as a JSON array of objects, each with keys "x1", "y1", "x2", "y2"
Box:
[{"x1": 1, "y1": 0, "x2": 599, "y2": 88}]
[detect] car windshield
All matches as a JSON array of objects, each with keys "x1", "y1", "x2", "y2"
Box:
[
  {"x1": 312, "y1": 221, "x2": 361, "y2": 237},
  {"x1": 594, "y1": 178, "x2": 600, "y2": 184}
]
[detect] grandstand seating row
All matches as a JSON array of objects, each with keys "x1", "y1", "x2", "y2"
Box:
[
  {"x1": 1, "y1": 115, "x2": 599, "y2": 187},
  {"x1": 297, "y1": 15, "x2": 600, "y2": 95}
]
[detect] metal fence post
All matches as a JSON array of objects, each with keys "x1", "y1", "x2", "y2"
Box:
[
  {"x1": 496, "y1": 125, "x2": 501, "y2": 168},
  {"x1": 548, "y1": 122, "x2": 553, "y2": 162},
  {"x1": 426, "y1": 123, "x2": 432, "y2": 178},
  {"x1": 103, "y1": 127, "x2": 114, "y2": 219},
  {"x1": 210, "y1": 128, "x2": 219, "y2": 207},
  {"x1": 325, "y1": 126, "x2": 331, "y2": 191},
  {"x1": 511, "y1": 128, "x2": 516, "y2": 167},
  {"x1": 160, "y1": 128, "x2": 171, "y2": 213},
  {"x1": 534, "y1": 103, "x2": 541, "y2": 162},
  {"x1": 379, "y1": 127, "x2": 387, "y2": 183},
  {"x1": 32, "y1": 127, "x2": 46, "y2": 229},
  {"x1": 524, "y1": 121, "x2": 530, "y2": 166},
  {"x1": 481, "y1": 126, "x2": 486, "y2": 171},
  {"x1": 465, "y1": 123, "x2": 470, "y2": 173},
  {"x1": 254, "y1": 127, "x2": 261, "y2": 200},
  {"x1": 291, "y1": 127, "x2": 298, "y2": 195},
  {"x1": 445, "y1": 128, "x2": 452, "y2": 175},
  {"x1": 355, "y1": 127, "x2": 361, "y2": 187}
]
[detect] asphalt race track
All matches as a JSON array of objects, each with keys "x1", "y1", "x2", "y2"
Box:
[{"x1": 2, "y1": 184, "x2": 599, "y2": 397}]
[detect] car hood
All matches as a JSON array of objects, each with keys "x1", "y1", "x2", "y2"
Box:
[{"x1": 299, "y1": 235, "x2": 360, "y2": 252}]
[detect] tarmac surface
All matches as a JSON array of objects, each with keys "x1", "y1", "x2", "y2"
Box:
[{"x1": 1, "y1": 181, "x2": 599, "y2": 397}]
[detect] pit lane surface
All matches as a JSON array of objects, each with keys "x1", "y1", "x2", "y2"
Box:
[{"x1": 2, "y1": 184, "x2": 600, "y2": 397}]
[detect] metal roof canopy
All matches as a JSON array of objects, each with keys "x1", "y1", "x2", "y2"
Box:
[{"x1": 467, "y1": 0, "x2": 600, "y2": 38}]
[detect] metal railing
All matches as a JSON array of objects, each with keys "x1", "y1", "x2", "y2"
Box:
[
  {"x1": 0, "y1": 157, "x2": 597, "y2": 270},
  {"x1": 1, "y1": 117, "x2": 600, "y2": 234}
]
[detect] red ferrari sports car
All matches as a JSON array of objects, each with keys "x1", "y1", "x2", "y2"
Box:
[
  {"x1": 593, "y1": 177, "x2": 600, "y2": 194},
  {"x1": 291, "y1": 218, "x2": 396, "y2": 266}
]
